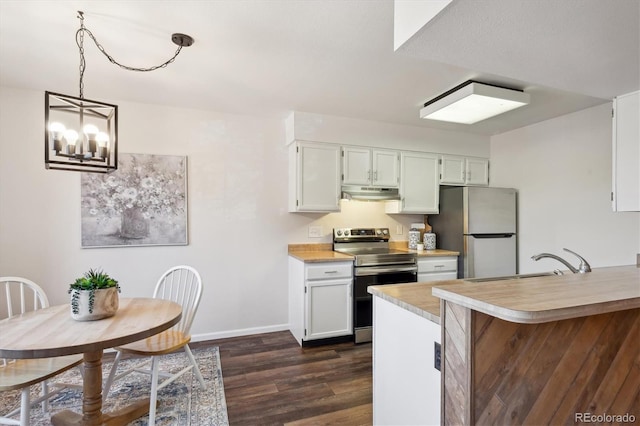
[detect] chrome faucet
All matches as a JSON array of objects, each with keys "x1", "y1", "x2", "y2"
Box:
[{"x1": 531, "y1": 248, "x2": 592, "y2": 273}]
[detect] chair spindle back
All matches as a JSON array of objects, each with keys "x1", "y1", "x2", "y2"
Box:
[{"x1": 153, "y1": 266, "x2": 202, "y2": 335}]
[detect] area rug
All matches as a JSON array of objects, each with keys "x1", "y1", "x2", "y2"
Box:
[{"x1": 0, "y1": 346, "x2": 229, "y2": 425}]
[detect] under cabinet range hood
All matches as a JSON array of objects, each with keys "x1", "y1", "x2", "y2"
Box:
[{"x1": 341, "y1": 185, "x2": 400, "y2": 201}]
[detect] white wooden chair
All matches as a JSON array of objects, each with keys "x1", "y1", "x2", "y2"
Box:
[
  {"x1": 103, "y1": 266, "x2": 205, "y2": 426},
  {"x1": 0, "y1": 277, "x2": 83, "y2": 426}
]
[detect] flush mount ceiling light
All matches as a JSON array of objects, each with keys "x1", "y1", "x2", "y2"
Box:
[
  {"x1": 419, "y1": 80, "x2": 530, "y2": 124},
  {"x1": 45, "y1": 11, "x2": 194, "y2": 173}
]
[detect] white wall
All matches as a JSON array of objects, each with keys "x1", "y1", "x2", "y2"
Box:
[
  {"x1": 490, "y1": 103, "x2": 640, "y2": 273},
  {"x1": 286, "y1": 111, "x2": 490, "y2": 157},
  {"x1": 0, "y1": 86, "x2": 488, "y2": 340},
  {"x1": 0, "y1": 87, "x2": 290, "y2": 340}
]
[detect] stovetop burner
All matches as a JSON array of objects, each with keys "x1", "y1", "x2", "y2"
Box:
[{"x1": 333, "y1": 227, "x2": 416, "y2": 268}]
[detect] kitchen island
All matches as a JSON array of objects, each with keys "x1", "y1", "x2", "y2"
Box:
[{"x1": 369, "y1": 265, "x2": 640, "y2": 425}]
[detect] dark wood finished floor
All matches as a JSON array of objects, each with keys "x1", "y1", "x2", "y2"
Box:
[{"x1": 192, "y1": 331, "x2": 373, "y2": 425}]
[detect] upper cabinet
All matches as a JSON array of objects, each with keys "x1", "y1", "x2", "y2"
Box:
[
  {"x1": 440, "y1": 155, "x2": 489, "y2": 186},
  {"x1": 288, "y1": 140, "x2": 487, "y2": 214},
  {"x1": 612, "y1": 90, "x2": 639, "y2": 212},
  {"x1": 386, "y1": 152, "x2": 439, "y2": 214},
  {"x1": 342, "y1": 147, "x2": 399, "y2": 187},
  {"x1": 289, "y1": 141, "x2": 341, "y2": 212}
]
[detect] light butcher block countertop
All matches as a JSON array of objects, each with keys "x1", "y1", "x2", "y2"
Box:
[
  {"x1": 288, "y1": 250, "x2": 354, "y2": 262},
  {"x1": 433, "y1": 265, "x2": 640, "y2": 324},
  {"x1": 388, "y1": 242, "x2": 459, "y2": 257},
  {"x1": 288, "y1": 244, "x2": 354, "y2": 263},
  {"x1": 402, "y1": 249, "x2": 460, "y2": 258},
  {"x1": 288, "y1": 243, "x2": 458, "y2": 262},
  {"x1": 369, "y1": 265, "x2": 640, "y2": 325},
  {"x1": 368, "y1": 282, "x2": 450, "y2": 325}
]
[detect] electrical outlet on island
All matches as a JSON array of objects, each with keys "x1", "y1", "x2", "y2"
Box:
[{"x1": 396, "y1": 224, "x2": 403, "y2": 235}]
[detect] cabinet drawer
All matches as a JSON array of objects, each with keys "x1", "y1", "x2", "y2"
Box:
[
  {"x1": 306, "y1": 262, "x2": 353, "y2": 280},
  {"x1": 418, "y1": 271, "x2": 458, "y2": 282},
  {"x1": 418, "y1": 257, "x2": 457, "y2": 273}
]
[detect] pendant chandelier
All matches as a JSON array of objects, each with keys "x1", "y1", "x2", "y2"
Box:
[{"x1": 45, "y1": 11, "x2": 194, "y2": 173}]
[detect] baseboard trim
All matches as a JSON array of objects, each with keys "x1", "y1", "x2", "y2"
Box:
[{"x1": 191, "y1": 324, "x2": 290, "y2": 342}]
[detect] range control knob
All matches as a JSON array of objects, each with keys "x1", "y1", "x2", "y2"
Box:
[
  {"x1": 344, "y1": 230, "x2": 350, "y2": 236},
  {"x1": 382, "y1": 229, "x2": 389, "y2": 235},
  {"x1": 336, "y1": 229, "x2": 343, "y2": 236},
  {"x1": 376, "y1": 229, "x2": 382, "y2": 235}
]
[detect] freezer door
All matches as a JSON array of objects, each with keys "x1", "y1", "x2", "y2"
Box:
[
  {"x1": 465, "y1": 187, "x2": 517, "y2": 234},
  {"x1": 464, "y1": 234, "x2": 517, "y2": 278}
]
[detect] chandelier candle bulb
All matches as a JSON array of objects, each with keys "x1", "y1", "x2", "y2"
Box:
[
  {"x1": 64, "y1": 129, "x2": 79, "y2": 155},
  {"x1": 83, "y1": 124, "x2": 99, "y2": 154},
  {"x1": 49, "y1": 122, "x2": 65, "y2": 152}
]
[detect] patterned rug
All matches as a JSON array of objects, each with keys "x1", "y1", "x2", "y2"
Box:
[{"x1": 0, "y1": 346, "x2": 229, "y2": 425}]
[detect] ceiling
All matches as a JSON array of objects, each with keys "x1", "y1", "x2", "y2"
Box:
[{"x1": 0, "y1": 0, "x2": 638, "y2": 136}]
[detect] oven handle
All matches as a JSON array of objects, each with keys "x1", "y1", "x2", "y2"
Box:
[
  {"x1": 356, "y1": 258, "x2": 417, "y2": 267},
  {"x1": 355, "y1": 266, "x2": 418, "y2": 276}
]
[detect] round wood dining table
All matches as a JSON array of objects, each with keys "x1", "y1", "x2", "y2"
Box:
[{"x1": 0, "y1": 297, "x2": 182, "y2": 426}]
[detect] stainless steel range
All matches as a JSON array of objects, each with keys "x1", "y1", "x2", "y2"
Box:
[{"x1": 333, "y1": 227, "x2": 417, "y2": 343}]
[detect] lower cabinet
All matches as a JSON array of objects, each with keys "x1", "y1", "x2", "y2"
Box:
[
  {"x1": 288, "y1": 258, "x2": 353, "y2": 345},
  {"x1": 418, "y1": 256, "x2": 458, "y2": 282},
  {"x1": 372, "y1": 296, "x2": 441, "y2": 425}
]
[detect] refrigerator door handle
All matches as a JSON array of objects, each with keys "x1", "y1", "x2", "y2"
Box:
[{"x1": 469, "y1": 233, "x2": 515, "y2": 238}]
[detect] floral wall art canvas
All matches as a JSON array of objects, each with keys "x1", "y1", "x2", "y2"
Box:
[{"x1": 81, "y1": 153, "x2": 188, "y2": 247}]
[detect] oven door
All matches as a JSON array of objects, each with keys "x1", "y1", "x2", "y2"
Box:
[{"x1": 353, "y1": 267, "x2": 417, "y2": 343}]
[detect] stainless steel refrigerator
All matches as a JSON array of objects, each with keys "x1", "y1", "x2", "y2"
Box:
[{"x1": 430, "y1": 186, "x2": 517, "y2": 279}]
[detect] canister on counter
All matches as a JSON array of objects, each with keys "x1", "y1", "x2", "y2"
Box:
[
  {"x1": 408, "y1": 227, "x2": 421, "y2": 249},
  {"x1": 423, "y1": 232, "x2": 436, "y2": 250}
]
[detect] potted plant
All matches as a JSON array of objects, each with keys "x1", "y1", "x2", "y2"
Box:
[{"x1": 69, "y1": 268, "x2": 121, "y2": 321}]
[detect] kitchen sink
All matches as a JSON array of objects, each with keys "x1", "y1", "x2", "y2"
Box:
[{"x1": 464, "y1": 272, "x2": 558, "y2": 283}]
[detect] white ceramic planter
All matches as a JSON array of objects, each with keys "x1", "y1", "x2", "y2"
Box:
[{"x1": 70, "y1": 287, "x2": 119, "y2": 321}]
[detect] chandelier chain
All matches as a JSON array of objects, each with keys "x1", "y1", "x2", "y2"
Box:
[
  {"x1": 75, "y1": 11, "x2": 184, "y2": 99},
  {"x1": 81, "y1": 28, "x2": 183, "y2": 72},
  {"x1": 78, "y1": 13, "x2": 86, "y2": 99}
]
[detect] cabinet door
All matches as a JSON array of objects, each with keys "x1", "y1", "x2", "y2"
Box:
[
  {"x1": 295, "y1": 142, "x2": 341, "y2": 212},
  {"x1": 372, "y1": 149, "x2": 399, "y2": 187},
  {"x1": 342, "y1": 147, "x2": 371, "y2": 186},
  {"x1": 612, "y1": 90, "x2": 640, "y2": 212},
  {"x1": 465, "y1": 157, "x2": 489, "y2": 186},
  {"x1": 440, "y1": 155, "x2": 465, "y2": 185},
  {"x1": 396, "y1": 152, "x2": 440, "y2": 214},
  {"x1": 305, "y1": 278, "x2": 352, "y2": 340}
]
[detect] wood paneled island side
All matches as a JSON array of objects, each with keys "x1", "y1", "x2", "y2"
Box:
[{"x1": 432, "y1": 266, "x2": 640, "y2": 425}]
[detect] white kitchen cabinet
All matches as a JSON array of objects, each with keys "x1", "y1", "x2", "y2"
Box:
[
  {"x1": 440, "y1": 155, "x2": 489, "y2": 186},
  {"x1": 342, "y1": 146, "x2": 399, "y2": 187},
  {"x1": 612, "y1": 90, "x2": 640, "y2": 212},
  {"x1": 372, "y1": 296, "x2": 441, "y2": 425},
  {"x1": 417, "y1": 256, "x2": 458, "y2": 282},
  {"x1": 386, "y1": 151, "x2": 439, "y2": 214},
  {"x1": 288, "y1": 141, "x2": 341, "y2": 212},
  {"x1": 288, "y1": 258, "x2": 353, "y2": 345}
]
